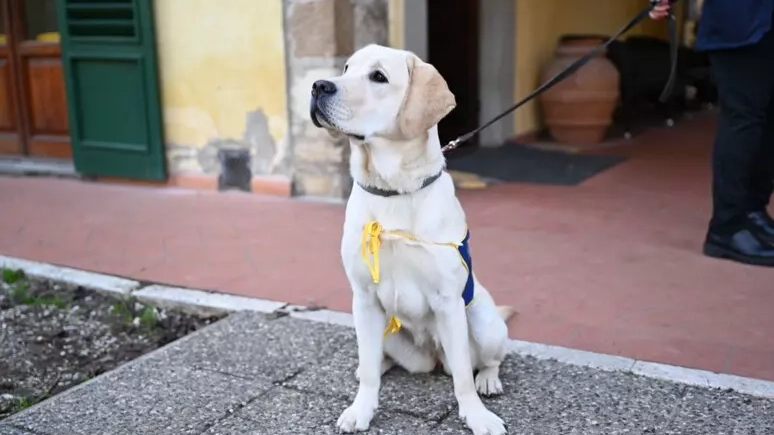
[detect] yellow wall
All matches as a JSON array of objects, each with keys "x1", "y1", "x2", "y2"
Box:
[
  {"x1": 153, "y1": 0, "x2": 287, "y2": 174},
  {"x1": 514, "y1": 0, "x2": 683, "y2": 135}
]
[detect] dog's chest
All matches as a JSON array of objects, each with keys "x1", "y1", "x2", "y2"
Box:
[
  {"x1": 341, "y1": 220, "x2": 468, "y2": 324},
  {"x1": 371, "y1": 241, "x2": 442, "y2": 317},
  {"x1": 347, "y1": 236, "x2": 430, "y2": 294},
  {"x1": 341, "y1": 183, "x2": 470, "y2": 330}
]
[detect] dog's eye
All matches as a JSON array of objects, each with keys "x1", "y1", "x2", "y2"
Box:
[
  {"x1": 343, "y1": 65, "x2": 348, "y2": 73},
  {"x1": 369, "y1": 71, "x2": 388, "y2": 84}
]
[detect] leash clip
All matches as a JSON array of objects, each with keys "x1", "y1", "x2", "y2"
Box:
[{"x1": 441, "y1": 138, "x2": 461, "y2": 153}]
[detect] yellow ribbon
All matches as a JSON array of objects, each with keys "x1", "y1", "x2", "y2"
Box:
[
  {"x1": 361, "y1": 221, "x2": 383, "y2": 283},
  {"x1": 360, "y1": 220, "x2": 469, "y2": 337},
  {"x1": 384, "y1": 316, "x2": 402, "y2": 337}
]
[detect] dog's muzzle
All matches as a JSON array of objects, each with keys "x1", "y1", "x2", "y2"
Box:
[
  {"x1": 310, "y1": 79, "x2": 337, "y2": 128},
  {"x1": 309, "y1": 80, "x2": 366, "y2": 141}
]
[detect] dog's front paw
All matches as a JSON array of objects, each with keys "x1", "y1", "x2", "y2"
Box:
[
  {"x1": 337, "y1": 400, "x2": 376, "y2": 433},
  {"x1": 459, "y1": 402, "x2": 506, "y2": 435},
  {"x1": 475, "y1": 367, "x2": 503, "y2": 396}
]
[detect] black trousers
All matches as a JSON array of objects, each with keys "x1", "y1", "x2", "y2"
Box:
[{"x1": 708, "y1": 25, "x2": 774, "y2": 233}]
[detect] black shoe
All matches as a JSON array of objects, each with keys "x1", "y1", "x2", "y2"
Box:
[
  {"x1": 703, "y1": 227, "x2": 774, "y2": 267},
  {"x1": 748, "y1": 211, "x2": 774, "y2": 239}
]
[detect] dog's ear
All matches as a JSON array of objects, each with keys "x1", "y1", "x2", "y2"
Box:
[{"x1": 396, "y1": 54, "x2": 456, "y2": 139}]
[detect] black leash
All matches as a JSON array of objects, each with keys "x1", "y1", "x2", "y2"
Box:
[
  {"x1": 441, "y1": 0, "x2": 679, "y2": 154},
  {"x1": 660, "y1": 4, "x2": 679, "y2": 102}
]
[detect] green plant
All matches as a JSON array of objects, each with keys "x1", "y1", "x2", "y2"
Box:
[
  {"x1": 110, "y1": 299, "x2": 158, "y2": 330},
  {"x1": 2, "y1": 268, "x2": 25, "y2": 284},
  {"x1": 112, "y1": 300, "x2": 128, "y2": 315},
  {"x1": 111, "y1": 300, "x2": 134, "y2": 323},
  {"x1": 139, "y1": 306, "x2": 157, "y2": 329},
  {"x1": 5, "y1": 275, "x2": 68, "y2": 309},
  {"x1": 10, "y1": 397, "x2": 37, "y2": 413},
  {"x1": 9, "y1": 280, "x2": 33, "y2": 305},
  {"x1": 30, "y1": 295, "x2": 68, "y2": 309}
]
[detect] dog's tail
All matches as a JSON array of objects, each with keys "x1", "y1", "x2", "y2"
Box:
[{"x1": 496, "y1": 305, "x2": 517, "y2": 323}]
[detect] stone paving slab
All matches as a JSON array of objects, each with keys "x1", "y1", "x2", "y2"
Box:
[
  {"x1": 0, "y1": 426, "x2": 35, "y2": 435},
  {"x1": 286, "y1": 339, "x2": 458, "y2": 421},
  {"x1": 661, "y1": 389, "x2": 774, "y2": 435},
  {"x1": 5, "y1": 359, "x2": 273, "y2": 435},
  {"x1": 144, "y1": 311, "x2": 352, "y2": 383},
  {"x1": 4, "y1": 311, "x2": 774, "y2": 435}
]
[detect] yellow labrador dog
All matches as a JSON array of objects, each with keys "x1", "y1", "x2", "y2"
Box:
[{"x1": 310, "y1": 44, "x2": 514, "y2": 435}]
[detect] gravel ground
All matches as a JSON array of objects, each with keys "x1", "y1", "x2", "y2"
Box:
[{"x1": 0, "y1": 268, "x2": 222, "y2": 420}]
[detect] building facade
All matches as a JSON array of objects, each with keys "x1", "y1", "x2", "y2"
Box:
[{"x1": 0, "y1": 0, "x2": 679, "y2": 200}]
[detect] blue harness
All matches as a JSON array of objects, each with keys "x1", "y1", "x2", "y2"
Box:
[{"x1": 457, "y1": 230, "x2": 475, "y2": 307}]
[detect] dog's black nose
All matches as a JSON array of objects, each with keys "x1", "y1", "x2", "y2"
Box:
[{"x1": 312, "y1": 80, "x2": 337, "y2": 96}]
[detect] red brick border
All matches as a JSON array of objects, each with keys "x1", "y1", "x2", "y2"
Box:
[{"x1": 97, "y1": 174, "x2": 292, "y2": 197}]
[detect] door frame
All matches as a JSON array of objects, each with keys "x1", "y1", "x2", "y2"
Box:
[
  {"x1": 394, "y1": 0, "x2": 515, "y2": 147},
  {"x1": 6, "y1": 0, "x2": 29, "y2": 155}
]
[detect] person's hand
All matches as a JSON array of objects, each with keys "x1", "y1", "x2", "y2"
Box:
[{"x1": 649, "y1": 0, "x2": 671, "y2": 20}]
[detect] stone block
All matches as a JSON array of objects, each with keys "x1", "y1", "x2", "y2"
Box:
[
  {"x1": 288, "y1": 0, "x2": 354, "y2": 57},
  {"x1": 292, "y1": 166, "x2": 352, "y2": 198},
  {"x1": 353, "y1": 0, "x2": 388, "y2": 48},
  {"x1": 293, "y1": 134, "x2": 348, "y2": 164}
]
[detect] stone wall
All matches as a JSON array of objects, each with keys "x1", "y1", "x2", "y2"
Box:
[{"x1": 284, "y1": 0, "x2": 389, "y2": 199}]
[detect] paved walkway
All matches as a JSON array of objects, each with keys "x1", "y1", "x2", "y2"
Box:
[
  {"x1": 2, "y1": 311, "x2": 773, "y2": 435},
  {"x1": 0, "y1": 113, "x2": 773, "y2": 383}
]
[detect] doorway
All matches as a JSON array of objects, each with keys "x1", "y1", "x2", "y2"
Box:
[
  {"x1": 427, "y1": 0, "x2": 480, "y2": 148},
  {"x1": 0, "y1": 0, "x2": 70, "y2": 158}
]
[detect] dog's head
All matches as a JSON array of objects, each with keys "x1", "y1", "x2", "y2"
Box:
[{"x1": 309, "y1": 44, "x2": 456, "y2": 141}]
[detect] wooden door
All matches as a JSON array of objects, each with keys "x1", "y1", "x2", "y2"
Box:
[
  {"x1": 0, "y1": 0, "x2": 23, "y2": 155},
  {"x1": 12, "y1": 0, "x2": 71, "y2": 158}
]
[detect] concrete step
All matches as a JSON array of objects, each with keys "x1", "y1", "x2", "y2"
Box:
[{"x1": 3, "y1": 311, "x2": 773, "y2": 435}]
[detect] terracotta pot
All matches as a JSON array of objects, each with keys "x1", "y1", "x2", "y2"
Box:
[{"x1": 538, "y1": 36, "x2": 621, "y2": 145}]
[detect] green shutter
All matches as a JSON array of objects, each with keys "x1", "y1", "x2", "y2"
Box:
[{"x1": 57, "y1": 0, "x2": 166, "y2": 180}]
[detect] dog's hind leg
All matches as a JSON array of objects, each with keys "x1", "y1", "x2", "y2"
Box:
[
  {"x1": 383, "y1": 332, "x2": 436, "y2": 374},
  {"x1": 470, "y1": 318, "x2": 507, "y2": 396},
  {"x1": 474, "y1": 365, "x2": 503, "y2": 396},
  {"x1": 467, "y1": 279, "x2": 515, "y2": 396}
]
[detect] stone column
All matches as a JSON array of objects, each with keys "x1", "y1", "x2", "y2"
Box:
[{"x1": 284, "y1": 0, "x2": 388, "y2": 199}]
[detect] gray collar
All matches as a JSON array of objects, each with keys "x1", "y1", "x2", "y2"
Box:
[{"x1": 356, "y1": 170, "x2": 444, "y2": 197}]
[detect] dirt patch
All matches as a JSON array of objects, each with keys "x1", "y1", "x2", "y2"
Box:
[{"x1": 0, "y1": 268, "x2": 223, "y2": 420}]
